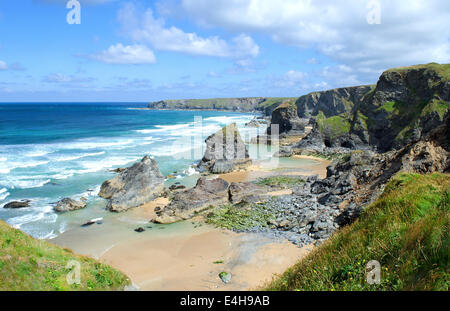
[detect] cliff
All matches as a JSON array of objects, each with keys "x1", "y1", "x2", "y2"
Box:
[
  {"x1": 290, "y1": 63, "x2": 450, "y2": 152},
  {"x1": 148, "y1": 97, "x2": 296, "y2": 116},
  {"x1": 296, "y1": 85, "x2": 374, "y2": 118}
]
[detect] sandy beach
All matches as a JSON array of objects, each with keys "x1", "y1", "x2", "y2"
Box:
[{"x1": 51, "y1": 155, "x2": 329, "y2": 290}]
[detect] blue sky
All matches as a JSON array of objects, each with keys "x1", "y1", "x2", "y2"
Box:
[{"x1": 0, "y1": 0, "x2": 449, "y2": 102}]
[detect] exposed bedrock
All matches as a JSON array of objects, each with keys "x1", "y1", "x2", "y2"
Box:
[
  {"x1": 99, "y1": 155, "x2": 165, "y2": 212},
  {"x1": 197, "y1": 123, "x2": 252, "y2": 174}
]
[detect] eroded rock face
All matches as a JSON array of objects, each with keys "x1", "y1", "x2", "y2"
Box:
[
  {"x1": 54, "y1": 198, "x2": 87, "y2": 213},
  {"x1": 296, "y1": 85, "x2": 373, "y2": 118},
  {"x1": 197, "y1": 123, "x2": 251, "y2": 173},
  {"x1": 154, "y1": 177, "x2": 229, "y2": 224},
  {"x1": 268, "y1": 101, "x2": 305, "y2": 136},
  {"x1": 99, "y1": 156, "x2": 165, "y2": 212},
  {"x1": 291, "y1": 64, "x2": 449, "y2": 154}
]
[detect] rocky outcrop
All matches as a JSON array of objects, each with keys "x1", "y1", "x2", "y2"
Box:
[
  {"x1": 99, "y1": 156, "x2": 165, "y2": 212},
  {"x1": 292, "y1": 63, "x2": 450, "y2": 153},
  {"x1": 267, "y1": 101, "x2": 305, "y2": 136},
  {"x1": 54, "y1": 198, "x2": 87, "y2": 213},
  {"x1": 296, "y1": 85, "x2": 374, "y2": 118},
  {"x1": 155, "y1": 177, "x2": 230, "y2": 224},
  {"x1": 197, "y1": 123, "x2": 252, "y2": 173},
  {"x1": 3, "y1": 200, "x2": 30, "y2": 209}
]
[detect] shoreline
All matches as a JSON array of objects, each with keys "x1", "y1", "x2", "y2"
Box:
[{"x1": 51, "y1": 154, "x2": 327, "y2": 290}]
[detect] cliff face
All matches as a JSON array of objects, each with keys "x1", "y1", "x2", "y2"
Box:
[
  {"x1": 147, "y1": 97, "x2": 295, "y2": 115},
  {"x1": 296, "y1": 85, "x2": 374, "y2": 118},
  {"x1": 358, "y1": 63, "x2": 450, "y2": 151},
  {"x1": 267, "y1": 100, "x2": 305, "y2": 135},
  {"x1": 294, "y1": 63, "x2": 450, "y2": 152}
]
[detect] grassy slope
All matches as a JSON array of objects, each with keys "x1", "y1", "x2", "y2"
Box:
[
  {"x1": 265, "y1": 173, "x2": 449, "y2": 291},
  {"x1": 0, "y1": 220, "x2": 130, "y2": 291},
  {"x1": 386, "y1": 63, "x2": 450, "y2": 81}
]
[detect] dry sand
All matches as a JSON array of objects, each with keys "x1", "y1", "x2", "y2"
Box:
[{"x1": 100, "y1": 227, "x2": 312, "y2": 290}]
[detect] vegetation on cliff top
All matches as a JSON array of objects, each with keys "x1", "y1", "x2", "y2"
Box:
[
  {"x1": 386, "y1": 63, "x2": 450, "y2": 81},
  {"x1": 148, "y1": 97, "x2": 296, "y2": 112},
  {"x1": 0, "y1": 220, "x2": 130, "y2": 291},
  {"x1": 265, "y1": 173, "x2": 449, "y2": 291}
]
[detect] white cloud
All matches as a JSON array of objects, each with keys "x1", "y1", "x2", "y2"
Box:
[
  {"x1": 90, "y1": 43, "x2": 156, "y2": 64},
  {"x1": 0, "y1": 60, "x2": 25, "y2": 71},
  {"x1": 274, "y1": 70, "x2": 307, "y2": 89},
  {"x1": 43, "y1": 73, "x2": 95, "y2": 84},
  {"x1": 180, "y1": 0, "x2": 450, "y2": 81},
  {"x1": 118, "y1": 3, "x2": 259, "y2": 59}
]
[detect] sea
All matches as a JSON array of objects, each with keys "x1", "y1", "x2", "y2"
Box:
[{"x1": 0, "y1": 103, "x2": 266, "y2": 239}]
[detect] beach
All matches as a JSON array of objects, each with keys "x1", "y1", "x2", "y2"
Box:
[{"x1": 52, "y1": 156, "x2": 328, "y2": 290}]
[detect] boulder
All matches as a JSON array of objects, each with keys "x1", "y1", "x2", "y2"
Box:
[
  {"x1": 99, "y1": 155, "x2": 165, "y2": 212},
  {"x1": 197, "y1": 123, "x2": 252, "y2": 173},
  {"x1": 154, "y1": 177, "x2": 229, "y2": 224},
  {"x1": 54, "y1": 197, "x2": 87, "y2": 213},
  {"x1": 228, "y1": 182, "x2": 268, "y2": 204},
  {"x1": 3, "y1": 200, "x2": 30, "y2": 209}
]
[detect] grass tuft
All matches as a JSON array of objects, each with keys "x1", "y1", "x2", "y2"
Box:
[{"x1": 265, "y1": 173, "x2": 449, "y2": 291}]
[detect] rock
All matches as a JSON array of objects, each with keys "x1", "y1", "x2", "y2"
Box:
[
  {"x1": 228, "y1": 182, "x2": 268, "y2": 204},
  {"x1": 197, "y1": 123, "x2": 252, "y2": 173},
  {"x1": 169, "y1": 184, "x2": 186, "y2": 191},
  {"x1": 99, "y1": 155, "x2": 165, "y2": 212},
  {"x1": 54, "y1": 197, "x2": 87, "y2": 213},
  {"x1": 268, "y1": 100, "x2": 305, "y2": 136},
  {"x1": 166, "y1": 174, "x2": 176, "y2": 179},
  {"x1": 219, "y1": 271, "x2": 232, "y2": 283},
  {"x1": 134, "y1": 227, "x2": 145, "y2": 233},
  {"x1": 155, "y1": 177, "x2": 230, "y2": 224},
  {"x1": 296, "y1": 85, "x2": 372, "y2": 118},
  {"x1": 278, "y1": 220, "x2": 291, "y2": 229},
  {"x1": 245, "y1": 119, "x2": 261, "y2": 127},
  {"x1": 109, "y1": 167, "x2": 126, "y2": 173},
  {"x1": 3, "y1": 200, "x2": 30, "y2": 209}
]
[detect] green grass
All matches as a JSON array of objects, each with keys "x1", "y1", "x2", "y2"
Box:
[
  {"x1": 150, "y1": 97, "x2": 296, "y2": 112},
  {"x1": 0, "y1": 220, "x2": 130, "y2": 291},
  {"x1": 421, "y1": 98, "x2": 450, "y2": 120},
  {"x1": 265, "y1": 173, "x2": 450, "y2": 291},
  {"x1": 316, "y1": 112, "x2": 352, "y2": 139},
  {"x1": 376, "y1": 101, "x2": 396, "y2": 113},
  {"x1": 256, "y1": 176, "x2": 304, "y2": 188},
  {"x1": 206, "y1": 203, "x2": 275, "y2": 231},
  {"x1": 387, "y1": 63, "x2": 450, "y2": 81},
  {"x1": 259, "y1": 97, "x2": 297, "y2": 108}
]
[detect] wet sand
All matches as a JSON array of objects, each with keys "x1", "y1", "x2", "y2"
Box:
[
  {"x1": 52, "y1": 155, "x2": 327, "y2": 290},
  {"x1": 219, "y1": 156, "x2": 331, "y2": 183}
]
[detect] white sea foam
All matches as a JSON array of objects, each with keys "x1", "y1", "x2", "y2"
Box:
[
  {"x1": 0, "y1": 188, "x2": 10, "y2": 201},
  {"x1": 52, "y1": 151, "x2": 105, "y2": 162},
  {"x1": 1, "y1": 179, "x2": 51, "y2": 189},
  {"x1": 25, "y1": 151, "x2": 50, "y2": 157}
]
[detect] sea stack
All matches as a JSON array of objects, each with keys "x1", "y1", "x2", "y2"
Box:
[
  {"x1": 197, "y1": 123, "x2": 252, "y2": 174},
  {"x1": 99, "y1": 155, "x2": 165, "y2": 212}
]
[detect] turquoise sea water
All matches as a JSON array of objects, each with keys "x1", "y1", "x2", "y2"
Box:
[{"x1": 0, "y1": 103, "x2": 263, "y2": 239}]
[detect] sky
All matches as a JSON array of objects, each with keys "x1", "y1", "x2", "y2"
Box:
[{"x1": 0, "y1": 0, "x2": 449, "y2": 102}]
